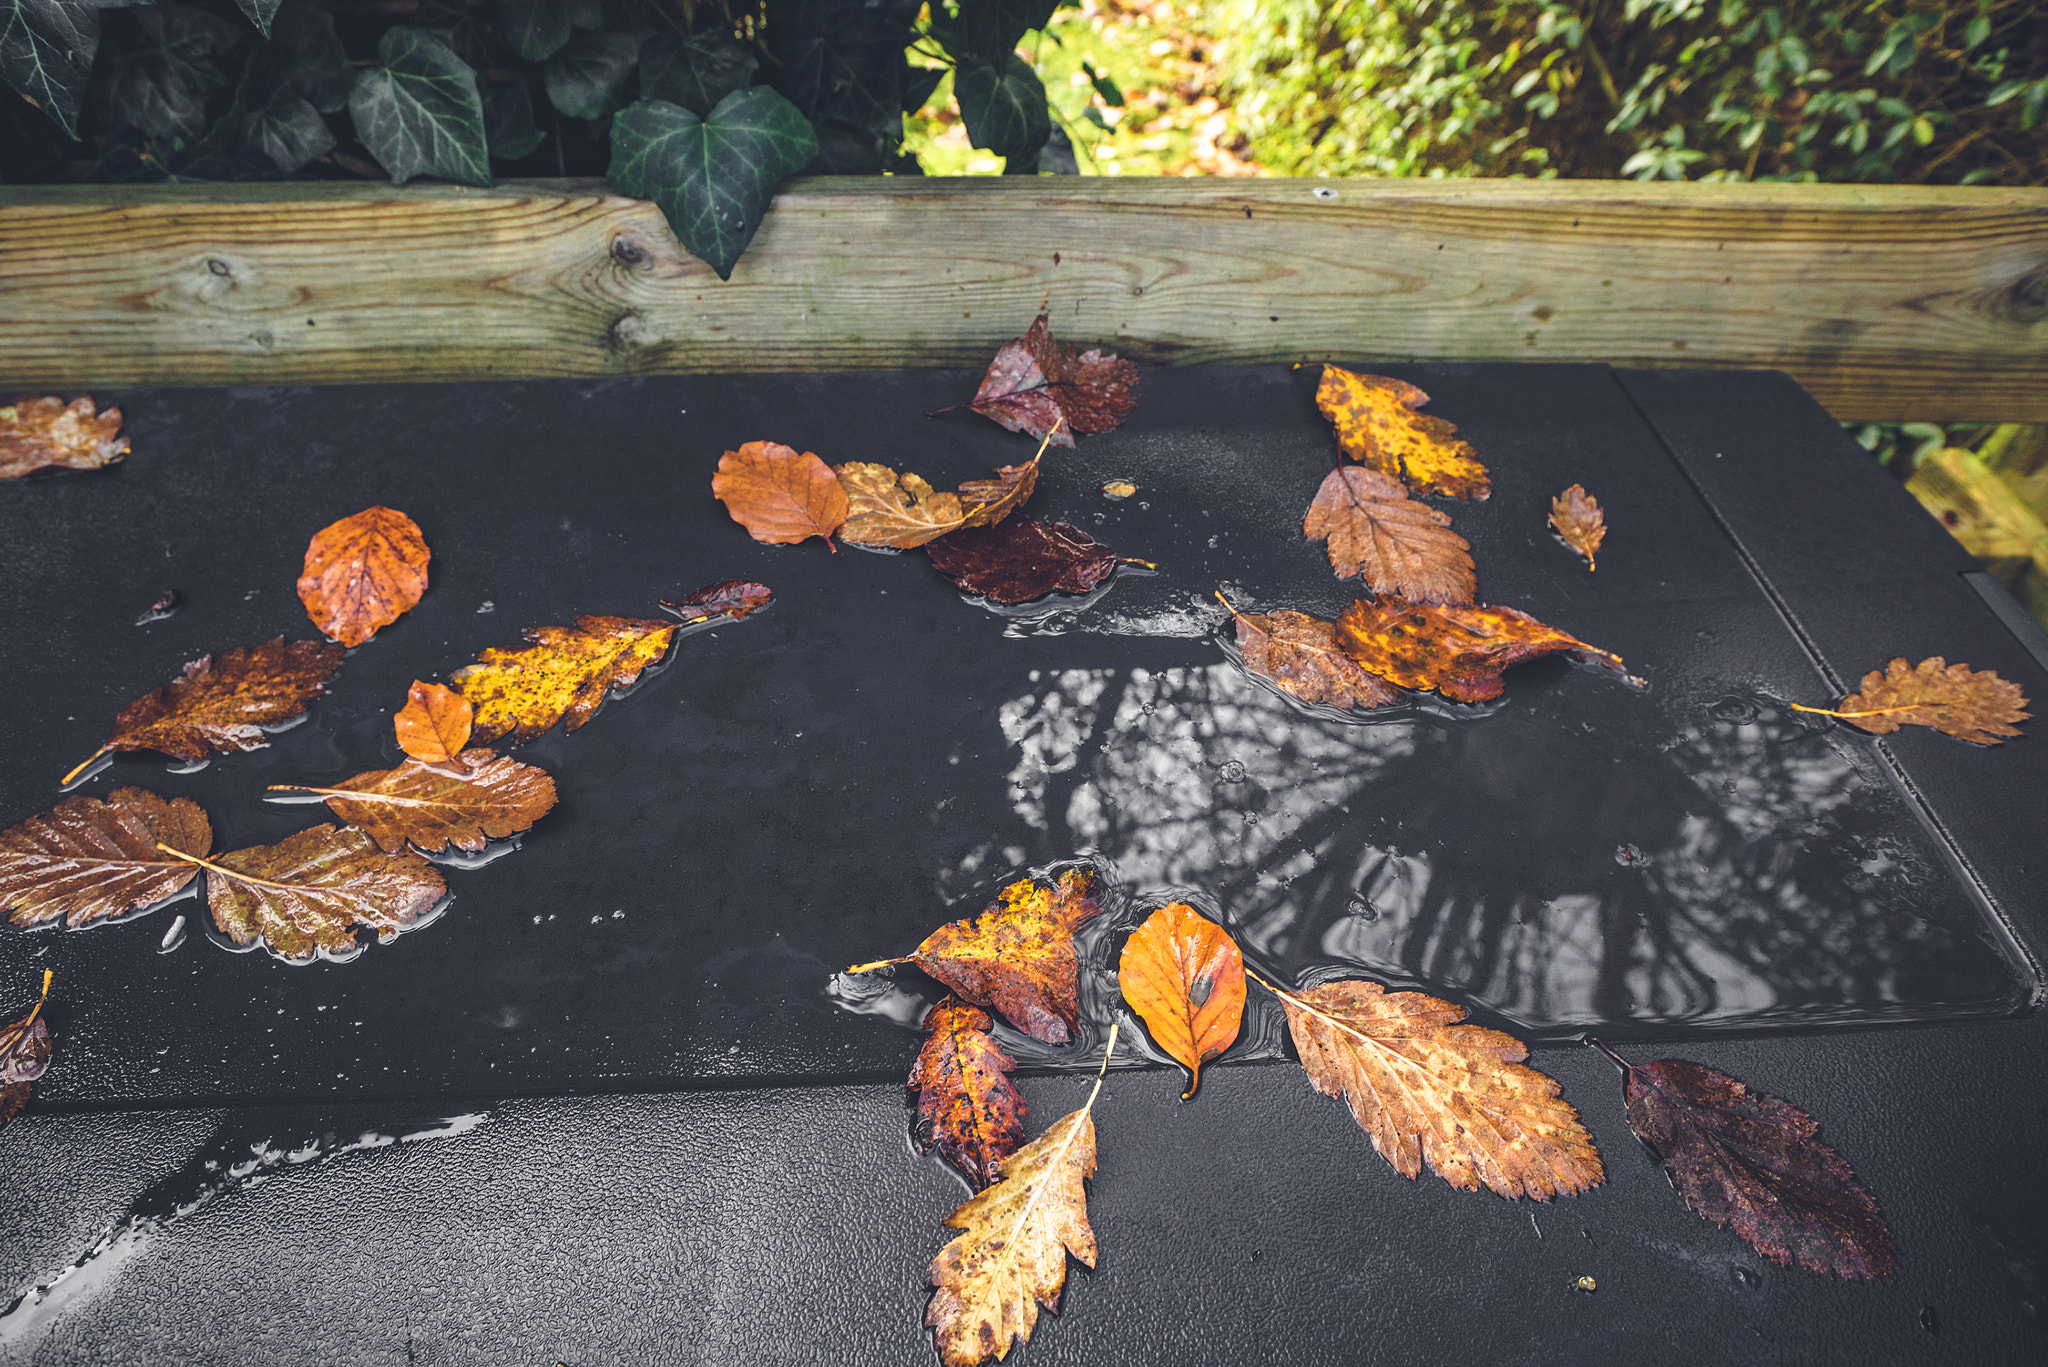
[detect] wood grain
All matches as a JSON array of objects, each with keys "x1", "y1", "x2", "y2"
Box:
[{"x1": 1, "y1": 177, "x2": 2042, "y2": 421}]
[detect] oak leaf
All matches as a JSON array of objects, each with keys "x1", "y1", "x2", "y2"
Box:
[
  {"x1": 1223, "y1": 597, "x2": 1403, "y2": 711},
  {"x1": 1550, "y1": 484, "x2": 1606, "y2": 571},
  {"x1": 1336, "y1": 596, "x2": 1627, "y2": 704},
  {"x1": 452, "y1": 616, "x2": 679, "y2": 746},
  {"x1": 274, "y1": 750, "x2": 557, "y2": 855},
  {"x1": 836, "y1": 462, "x2": 971, "y2": 549},
  {"x1": 660, "y1": 579, "x2": 775, "y2": 624},
  {"x1": 1258, "y1": 972, "x2": 1604, "y2": 1199},
  {"x1": 1608, "y1": 1049, "x2": 1896, "y2": 1278},
  {"x1": 0, "y1": 395, "x2": 129, "y2": 478},
  {"x1": 394, "y1": 680, "x2": 473, "y2": 770},
  {"x1": 0, "y1": 788, "x2": 210, "y2": 929},
  {"x1": 966, "y1": 313, "x2": 1139, "y2": 447},
  {"x1": 1302, "y1": 465, "x2": 1477, "y2": 603},
  {"x1": 0, "y1": 972, "x2": 55, "y2": 1132},
  {"x1": 297, "y1": 506, "x2": 431, "y2": 647},
  {"x1": 926, "y1": 518, "x2": 1134, "y2": 605},
  {"x1": 1793, "y1": 657, "x2": 2028, "y2": 746},
  {"x1": 1316, "y1": 366, "x2": 1490, "y2": 501},
  {"x1": 911, "y1": 997, "x2": 1028, "y2": 1189},
  {"x1": 955, "y1": 460, "x2": 1041, "y2": 531},
  {"x1": 1117, "y1": 903, "x2": 1244, "y2": 1098},
  {"x1": 712, "y1": 441, "x2": 849, "y2": 547}
]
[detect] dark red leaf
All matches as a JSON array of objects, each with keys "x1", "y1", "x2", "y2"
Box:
[
  {"x1": 926, "y1": 518, "x2": 1128, "y2": 605},
  {"x1": 966, "y1": 313, "x2": 1139, "y2": 446},
  {"x1": 661, "y1": 579, "x2": 775, "y2": 623}
]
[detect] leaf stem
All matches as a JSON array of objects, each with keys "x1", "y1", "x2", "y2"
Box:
[
  {"x1": 60, "y1": 749, "x2": 108, "y2": 787},
  {"x1": 0, "y1": 969, "x2": 54, "y2": 1064},
  {"x1": 844, "y1": 955, "x2": 915, "y2": 974},
  {"x1": 1787, "y1": 703, "x2": 1918, "y2": 720},
  {"x1": 1585, "y1": 1036, "x2": 1633, "y2": 1073},
  {"x1": 266, "y1": 784, "x2": 436, "y2": 808},
  {"x1": 156, "y1": 843, "x2": 304, "y2": 895},
  {"x1": 1082, "y1": 1019, "x2": 1121, "y2": 1114}
]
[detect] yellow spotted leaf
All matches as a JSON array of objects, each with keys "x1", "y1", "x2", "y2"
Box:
[
  {"x1": 452, "y1": 616, "x2": 677, "y2": 746},
  {"x1": 1316, "y1": 365, "x2": 1491, "y2": 501}
]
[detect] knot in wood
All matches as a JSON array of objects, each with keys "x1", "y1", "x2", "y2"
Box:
[
  {"x1": 607, "y1": 311, "x2": 644, "y2": 350},
  {"x1": 2002, "y1": 265, "x2": 2048, "y2": 326},
  {"x1": 206, "y1": 258, "x2": 232, "y2": 278},
  {"x1": 610, "y1": 235, "x2": 651, "y2": 269}
]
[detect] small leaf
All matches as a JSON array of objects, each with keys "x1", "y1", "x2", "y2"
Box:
[
  {"x1": 1317, "y1": 366, "x2": 1491, "y2": 501},
  {"x1": 1549, "y1": 483, "x2": 1606, "y2": 570},
  {"x1": 1102, "y1": 481, "x2": 1136, "y2": 499},
  {"x1": 955, "y1": 459, "x2": 1041, "y2": 530},
  {"x1": 910, "y1": 997, "x2": 1027, "y2": 1189},
  {"x1": 638, "y1": 31, "x2": 758, "y2": 119},
  {"x1": 1302, "y1": 465, "x2": 1476, "y2": 603},
  {"x1": 954, "y1": 52, "x2": 1049, "y2": 161},
  {"x1": 1224, "y1": 597, "x2": 1402, "y2": 711},
  {"x1": 711, "y1": 440, "x2": 849, "y2": 547},
  {"x1": 267, "y1": 2, "x2": 351, "y2": 114},
  {"x1": 481, "y1": 79, "x2": 546, "y2": 161},
  {"x1": 543, "y1": 29, "x2": 645, "y2": 121},
  {"x1": 966, "y1": 312, "x2": 1139, "y2": 446},
  {"x1": 1337, "y1": 596, "x2": 1626, "y2": 703},
  {"x1": 0, "y1": 788, "x2": 208, "y2": 928},
  {"x1": 181, "y1": 823, "x2": 447, "y2": 963},
  {"x1": 1794, "y1": 657, "x2": 2028, "y2": 746},
  {"x1": 451, "y1": 616, "x2": 680, "y2": 746},
  {"x1": 297, "y1": 505, "x2": 431, "y2": 648},
  {"x1": 284, "y1": 749, "x2": 557, "y2": 855},
  {"x1": 240, "y1": 88, "x2": 337, "y2": 173},
  {"x1": 0, "y1": 972, "x2": 55, "y2": 1131},
  {"x1": 926, "y1": 517, "x2": 1129, "y2": 605},
  {"x1": 659, "y1": 579, "x2": 774, "y2": 624},
  {"x1": 1117, "y1": 903, "x2": 1244, "y2": 1097},
  {"x1": 80, "y1": 638, "x2": 345, "y2": 776},
  {"x1": 0, "y1": 0, "x2": 104, "y2": 137},
  {"x1": 393, "y1": 680, "x2": 472, "y2": 769},
  {"x1": 349, "y1": 26, "x2": 491, "y2": 188},
  {"x1": 835, "y1": 462, "x2": 971, "y2": 549},
  {"x1": 0, "y1": 395, "x2": 129, "y2": 479}
]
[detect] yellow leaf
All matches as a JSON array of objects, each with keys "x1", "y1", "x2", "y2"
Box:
[
  {"x1": 452, "y1": 616, "x2": 677, "y2": 746},
  {"x1": 835, "y1": 462, "x2": 970, "y2": 549},
  {"x1": 1316, "y1": 365, "x2": 1491, "y2": 501}
]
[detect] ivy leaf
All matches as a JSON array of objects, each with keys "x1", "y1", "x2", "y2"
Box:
[
  {"x1": 230, "y1": 0, "x2": 279, "y2": 37},
  {"x1": 0, "y1": 972, "x2": 55, "y2": 1132},
  {"x1": 926, "y1": 517, "x2": 1138, "y2": 605},
  {"x1": 965, "y1": 312, "x2": 1140, "y2": 446},
  {"x1": 543, "y1": 29, "x2": 644, "y2": 121},
  {"x1": 1793, "y1": 657, "x2": 2029, "y2": 746},
  {"x1": 274, "y1": 749, "x2": 557, "y2": 855},
  {"x1": 0, "y1": 788, "x2": 209, "y2": 929},
  {"x1": 1222, "y1": 596, "x2": 1404, "y2": 711},
  {"x1": 481, "y1": 79, "x2": 546, "y2": 161},
  {"x1": 0, "y1": 394, "x2": 128, "y2": 479},
  {"x1": 638, "y1": 31, "x2": 758, "y2": 119},
  {"x1": 297, "y1": 505, "x2": 431, "y2": 648},
  {"x1": 1549, "y1": 483, "x2": 1606, "y2": 571},
  {"x1": 393, "y1": 679, "x2": 472, "y2": 770},
  {"x1": 835, "y1": 462, "x2": 971, "y2": 550},
  {"x1": 239, "y1": 87, "x2": 336, "y2": 173},
  {"x1": 910, "y1": 997, "x2": 1027, "y2": 1190},
  {"x1": 349, "y1": 26, "x2": 491, "y2": 188},
  {"x1": 1117, "y1": 903, "x2": 1244, "y2": 1099},
  {"x1": 901, "y1": 58, "x2": 943, "y2": 115},
  {"x1": 1, "y1": 0, "x2": 105, "y2": 138},
  {"x1": 712, "y1": 440, "x2": 849, "y2": 547},
  {"x1": 954, "y1": 52, "x2": 1049, "y2": 162},
  {"x1": 609, "y1": 89, "x2": 818, "y2": 280},
  {"x1": 1302, "y1": 465, "x2": 1476, "y2": 604},
  {"x1": 98, "y1": 3, "x2": 244, "y2": 142},
  {"x1": 1317, "y1": 365, "x2": 1492, "y2": 501},
  {"x1": 1336, "y1": 595, "x2": 1627, "y2": 704},
  {"x1": 451, "y1": 615, "x2": 681, "y2": 746},
  {"x1": 265, "y1": 2, "x2": 351, "y2": 114},
  {"x1": 498, "y1": 0, "x2": 597, "y2": 64}
]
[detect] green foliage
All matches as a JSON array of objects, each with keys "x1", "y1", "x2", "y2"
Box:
[{"x1": 348, "y1": 26, "x2": 490, "y2": 188}]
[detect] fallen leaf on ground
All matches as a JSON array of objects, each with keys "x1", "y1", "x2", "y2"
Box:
[
  {"x1": 271, "y1": 749, "x2": 557, "y2": 855},
  {"x1": 1117, "y1": 903, "x2": 1244, "y2": 1098},
  {"x1": 133, "y1": 590, "x2": 180, "y2": 626},
  {"x1": 1302, "y1": 465, "x2": 1477, "y2": 603},
  {"x1": 911, "y1": 997, "x2": 1028, "y2": 1189},
  {"x1": 660, "y1": 579, "x2": 775, "y2": 624},
  {"x1": 1316, "y1": 366, "x2": 1490, "y2": 501},
  {"x1": 394, "y1": 681, "x2": 473, "y2": 770},
  {"x1": 0, "y1": 971, "x2": 55, "y2": 1131},
  {"x1": 0, "y1": 396, "x2": 129, "y2": 478},
  {"x1": 65, "y1": 638, "x2": 347, "y2": 784},
  {"x1": 297, "y1": 506, "x2": 431, "y2": 647},
  {"x1": 1102, "y1": 481, "x2": 1136, "y2": 500},
  {"x1": 848, "y1": 869, "x2": 1102, "y2": 1045},
  {"x1": 1600, "y1": 1045, "x2": 1895, "y2": 1278},
  {"x1": 1221, "y1": 595, "x2": 1403, "y2": 711},
  {"x1": 164, "y1": 823, "x2": 447, "y2": 963},
  {"x1": 1792, "y1": 657, "x2": 2028, "y2": 746},
  {"x1": 926, "y1": 518, "x2": 1139, "y2": 605},
  {"x1": 712, "y1": 441, "x2": 849, "y2": 547},
  {"x1": 1255, "y1": 971, "x2": 1604, "y2": 1199},
  {"x1": 1550, "y1": 484, "x2": 1606, "y2": 571},
  {"x1": 836, "y1": 462, "x2": 971, "y2": 549},
  {"x1": 966, "y1": 313, "x2": 1139, "y2": 447},
  {"x1": 956, "y1": 459, "x2": 1042, "y2": 530},
  {"x1": 1337, "y1": 596, "x2": 1627, "y2": 703},
  {"x1": 0, "y1": 788, "x2": 210, "y2": 928},
  {"x1": 453, "y1": 615, "x2": 679, "y2": 746}
]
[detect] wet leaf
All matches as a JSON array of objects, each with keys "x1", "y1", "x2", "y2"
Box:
[
  {"x1": 836, "y1": 462, "x2": 971, "y2": 549},
  {"x1": 1612, "y1": 1051, "x2": 1895, "y2": 1278},
  {"x1": 394, "y1": 680, "x2": 473, "y2": 770},
  {"x1": 955, "y1": 460, "x2": 1041, "y2": 531},
  {"x1": 1337, "y1": 596, "x2": 1627, "y2": 704},
  {"x1": 0, "y1": 972, "x2": 55, "y2": 1132},
  {"x1": 452, "y1": 615, "x2": 678, "y2": 746},
  {"x1": 1117, "y1": 902, "x2": 1244, "y2": 1098},
  {"x1": 1793, "y1": 657, "x2": 2028, "y2": 746},
  {"x1": 0, "y1": 788, "x2": 209, "y2": 929},
  {"x1": 1316, "y1": 366, "x2": 1490, "y2": 501},
  {"x1": 1550, "y1": 484, "x2": 1606, "y2": 571},
  {"x1": 911, "y1": 997, "x2": 1027, "y2": 1189},
  {"x1": 0, "y1": 395, "x2": 130, "y2": 479},
  {"x1": 967, "y1": 313, "x2": 1139, "y2": 447},
  {"x1": 926, "y1": 518, "x2": 1130, "y2": 605},
  {"x1": 711, "y1": 440, "x2": 849, "y2": 547},
  {"x1": 275, "y1": 749, "x2": 557, "y2": 855},
  {"x1": 1302, "y1": 465, "x2": 1477, "y2": 604},
  {"x1": 297, "y1": 506, "x2": 431, "y2": 648},
  {"x1": 133, "y1": 590, "x2": 181, "y2": 626},
  {"x1": 1223, "y1": 597, "x2": 1403, "y2": 711},
  {"x1": 660, "y1": 578, "x2": 775, "y2": 624},
  {"x1": 1258, "y1": 973, "x2": 1604, "y2": 1199},
  {"x1": 1102, "y1": 481, "x2": 1136, "y2": 500}
]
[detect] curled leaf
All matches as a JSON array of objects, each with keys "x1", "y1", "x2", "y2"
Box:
[
  {"x1": 1337, "y1": 596, "x2": 1626, "y2": 704},
  {"x1": 1793, "y1": 657, "x2": 2028, "y2": 746},
  {"x1": 452, "y1": 615, "x2": 679, "y2": 746},
  {"x1": 1550, "y1": 484, "x2": 1606, "y2": 571},
  {"x1": 1117, "y1": 902, "x2": 1244, "y2": 1098},
  {"x1": 0, "y1": 395, "x2": 129, "y2": 478},
  {"x1": 1316, "y1": 366, "x2": 1490, "y2": 501},
  {"x1": 394, "y1": 680, "x2": 473, "y2": 770},
  {"x1": 835, "y1": 462, "x2": 970, "y2": 549},
  {"x1": 0, "y1": 788, "x2": 209, "y2": 929},
  {"x1": 660, "y1": 579, "x2": 774, "y2": 623},
  {"x1": 173, "y1": 823, "x2": 448, "y2": 963},
  {"x1": 966, "y1": 312, "x2": 1139, "y2": 446},
  {"x1": 926, "y1": 518, "x2": 1129, "y2": 605},
  {"x1": 1302, "y1": 465, "x2": 1476, "y2": 603},
  {"x1": 911, "y1": 997, "x2": 1027, "y2": 1189},
  {"x1": 1224, "y1": 597, "x2": 1403, "y2": 711},
  {"x1": 276, "y1": 749, "x2": 557, "y2": 855},
  {"x1": 297, "y1": 505, "x2": 431, "y2": 647},
  {"x1": 711, "y1": 440, "x2": 848, "y2": 547},
  {"x1": 955, "y1": 459, "x2": 1041, "y2": 530},
  {"x1": 0, "y1": 972, "x2": 55, "y2": 1131}
]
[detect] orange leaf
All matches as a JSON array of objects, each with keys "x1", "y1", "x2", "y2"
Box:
[
  {"x1": 297, "y1": 506, "x2": 431, "y2": 647},
  {"x1": 910, "y1": 998, "x2": 1027, "y2": 1189},
  {"x1": 0, "y1": 395, "x2": 129, "y2": 479},
  {"x1": 1226, "y1": 599, "x2": 1404, "y2": 711},
  {"x1": 1302, "y1": 465, "x2": 1477, "y2": 603},
  {"x1": 956, "y1": 459, "x2": 1041, "y2": 530},
  {"x1": 394, "y1": 680, "x2": 473, "y2": 770},
  {"x1": 1316, "y1": 366, "x2": 1491, "y2": 500},
  {"x1": 279, "y1": 749, "x2": 557, "y2": 855},
  {"x1": 835, "y1": 462, "x2": 970, "y2": 549},
  {"x1": 1794, "y1": 656, "x2": 2029, "y2": 746},
  {"x1": 1337, "y1": 595, "x2": 1626, "y2": 703},
  {"x1": 1550, "y1": 484, "x2": 1606, "y2": 570},
  {"x1": 712, "y1": 441, "x2": 849, "y2": 547},
  {"x1": 1116, "y1": 903, "x2": 1244, "y2": 1098}
]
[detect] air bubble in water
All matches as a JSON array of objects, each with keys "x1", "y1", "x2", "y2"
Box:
[
  {"x1": 1615, "y1": 844, "x2": 1650, "y2": 867},
  {"x1": 1217, "y1": 760, "x2": 1247, "y2": 784},
  {"x1": 1710, "y1": 697, "x2": 1759, "y2": 724},
  {"x1": 158, "y1": 914, "x2": 187, "y2": 953},
  {"x1": 1346, "y1": 897, "x2": 1380, "y2": 923}
]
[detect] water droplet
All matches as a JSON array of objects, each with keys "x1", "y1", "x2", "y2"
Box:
[
  {"x1": 1614, "y1": 844, "x2": 1650, "y2": 867},
  {"x1": 158, "y1": 914, "x2": 187, "y2": 953},
  {"x1": 1919, "y1": 1305, "x2": 1938, "y2": 1334},
  {"x1": 477, "y1": 600, "x2": 496, "y2": 614},
  {"x1": 1346, "y1": 897, "x2": 1380, "y2": 923},
  {"x1": 1217, "y1": 760, "x2": 1247, "y2": 784},
  {"x1": 1732, "y1": 1266, "x2": 1760, "y2": 1290},
  {"x1": 1710, "y1": 696, "x2": 1759, "y2": 724}
]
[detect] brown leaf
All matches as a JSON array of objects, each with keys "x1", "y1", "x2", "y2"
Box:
[
  {"x1": 1337, "y1": 596, "x2": 1627, "y2": 704},
  {"x1": 0, "y1": 972, "x2": 55, "y2": 1132},
  {"x1": 1116, "y1": 903, "x2": 1244, "y2": 1098},
  {"x1": 1302, "y1": 465, "x2": 1477, "y2": 603},
  {"x1": 1261, "y1": 973, "x2": 1604, "y2": 1199},
  {"x1": 1550, "y1": 484, "x2": 1606, "y2": 571},
  {"x1": 711, "y1": 440, "x2": 849, "y2": 547},
  {"x1": 926, "y1": 518, "x2": 1129, "y2": 605},
  {"x1": 910, "y1": 998, "x2": 1028, "y2": 1189},
  {"x1": 172, "y1": 823, "x2": 448, "y2": 963},
  {"x1": 955, "y1": 460, "x2": 1041, "y2": 531},
  {"x1": 278, "y1": 749, "x2": 557, "y2": 855},
  {"x1": 1614, "y1": 1052, "x2": 1895, "y2": 1278},
  {"x1": 967, "y1": 312, "x2": 1139, "y2": 446},
  {"x1": 297, "y1": 506, "x2": 431, "y2": 647},
  {"x1": 452, "y1": 616, "x2": 678, "y2": 746},
  {"x1": 0, "y1": 395, "x2": 129, "y2": 478},
  {"x1": 394, "y1": 680, "x2": 473, "y2": 770},
  {"x1": 1795, "y1": 656, "x2": 2029, "y2": 746},
  {"x1": 0, "y1": 788, "x2": 209, "y2": 928},
  {"x1": 1316, "y1": 366, "x2": 1491, "y2": 500},
  {"x1": 1225, "y1": 599, "x2": 1403, "y2": 711},
  {"x1": 835, "y1": 462, "x2": 970, "y2": 549},
  {"x1": 660, "y1": 579, "x2": 775, "y2": 624}
]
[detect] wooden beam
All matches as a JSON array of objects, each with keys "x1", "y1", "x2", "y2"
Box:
[{"x1": 2, "y1": 177, "x2": 2043, "y2": 421}]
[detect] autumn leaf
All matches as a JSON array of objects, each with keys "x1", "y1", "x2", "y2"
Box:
[
  {"x1": 1791, "y1": 657, "x2": 2029, "y2": 746},
  {"x1": 836, "y1": 462, "x2": 972, "y2": 549},
  {"x1": 162, "y1": 824, "x2": 447, "y2": 963},
  {"x1": 452, "y1": 615, "x2": 679, "y2": 746},
  {"x1": 0, "y1": 788, "x2": 209, "y2": 929},
  {"x1": 0, "y1": 395, "x2": 129, "y2": 479},
  {"x1": 1336, "y1": 596, "x2": 1628, "y2": 704},
  {"x1": 64, "y1": 638, "x2": 347, "y2": 785},
  {"x1": 0, "y1": 971, "x2": 55, "y2": 1132},
  {"x1": 965, "y1": 313, "x2": 1139, "y2": 447},
  {"x1": 297, "y1": 506, "x2": 431, "y2": 647},
  {"x1": 1220, "y1": 594, "x2": 1403, "y2": 711},
  {"x1": 660, "y1": 579, "x2": 775, "y2": 624},
  {"x1": 1253, "y1": 971, "x2": 1604, "y2": 1200},
  {"x1": 848, "y1": 868, "x2": 1103, "y2": 1045},
  {"x1": 1302, "y1": 465, "x2": 1477, "y2": 604},
  {"x1": 712, "y1": 440, "x2": 849, "y2": 547},
  {"x1": 1316, "y1": 366, "x2": 1490, "y2": 501},
  {"x1": 1597, "y1": 1044, "x2": 1895, "y2": 1278},
  {"x1": 270, "y1": 750, "x2": 557, "y2": 855},
  {"x1": 394, "y1": 680, "x2": 473, "y2": 771},
  {"x1": 926, "y1": 518, "x2": 1144, "y2": 606},
  {"x1": 133, "y1": 590, "x2": 181, "y2": 626},
  {"x1": 927, "y1": 1023, "x2": 1118, "y2": 1367},
  {"x1": 911, "y1": 997, "x2": 1028, "y2": 1189},
  {"x1": 956, "y1": 459, "x2": 1042, "y2": 531},
  {"x1": 1117, "y1": 903, "x2": 1244, "y2": 1098},
  {"x1": 1550, "y1": 484, "x2": 1606, "y2": 571}
]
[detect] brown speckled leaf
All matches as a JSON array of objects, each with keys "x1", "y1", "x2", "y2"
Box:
[
  {"x1": 835, "y1": 462, "x2": 971, "y2": 549},
  {"x1": 967, "y1": 313, "x2": 1139, "y2": 446},
  {"x1": 0, "y1": 788, "x2": 209, "y2": 928},
  {"x1": 711, "y1": 441, "x2": 848, "y2": 546},
  {"x1": 1809, "y1": 656, "x2": 2028, "y2": 746},
  {"x1": 955, "y1": 460, "x2": 1040, "y2": 530},
  {"x1": 100, "y1": 638, "x2": 346, "y2": 764},
  {"x1": 297, "y1": 506, "x2": 430, "y2": 647},
  {"x1": 452, "y1": 615, "x2": 677, "y2": 746},
  {"x1": 911, "y1": 998, "x2": 1028, "y2": 1190},
  {"x1": 0, "y1": 395, "x2": 129, "y2": 478},
  {"x1": 1230, "y1": 604, "x2": 1403, "y2": 711},
  {"x1": 660, "y1": 579, "x2": 775, "y2": 624},
  {"x1": 1116, "y1": 903, "x2": 1244, "y2": 1098},
  {"x1": 926, "y1": 518, "x2": 1126, "y2": 605},
  {"x1": 394, "y1": 680, "x2": 473, "y2": 770},
  {"x1": 195, "y1": 823, "x2": 447, "y2": 963},
  {"x1": 1303, "y1": 465, "x2": 1477, "y2": 603},
  {"x1": 1549, "y1": 484, "x2": 1606, "y2": 570},
  {"x1": 1337, "y1": 596, "x2": 1627, "y2": 703},
  {"x1": 1316, "y1": 366, "x2": 1490, "y2": 500},
  {"x1": 301, "y1": 749, "x2": 557, "y2": 854}
]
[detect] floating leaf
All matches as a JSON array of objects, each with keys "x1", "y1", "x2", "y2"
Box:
[
  {"x1": 0, "y1": 395, "x2": 129, "y2": 479},
  {"x1": 1550, "y1": 484, "x2": 1606, "y2": 571},
  {"x1": 133, "y1": 590, "x2": 181, "y2": 626},
  {"x1": 1336, "y1": 596, "x2": 1626, "y2": 704},
  {"x1": 393, "y1": 680, "x2": 473, "y2": 770},
  {"x1": 1102, "y1": 481, "x2": 1136, "y2": 500},
  {"x1": 911, "y1": 997, "x2": 1027, "y2": 1190},
  {"x1": 1302, "y1": 465, "x2": 1476, "y2": 603},
  {"x1": 1222, "y1": 595, "x2": 1403, "y2": 711},
  {"x1": 966, "y1": 313, "x2": 1139, "y2": 447},
  {"x1": 1792, "y1": 657, "x2": 2028, "y2": 746},
  {"x1": 297, "y1": 505, "x2": 431, "y2": 647},
  {"x1": 1117, "y1": 903, "x2": 1244, "y2": 1098},
  {"x1": 955, "y1": 458, "x2": 1042, "y2": 531},
  {"x1": 926, "y1": 518, "x2": 1137, "y2": 605},
  {"x1": 1256, "y1": 972, "x2": 1603, "y2": 1199},
  {"x1": 0, "y1": 971, "x2": 55, "y2": 1131},
  {"x1": 452, "y1": 616, "x2": 679, "y2": 746},
  {"x1": 0, "y1": 788, "x2": 209, "y2": 929},
  {"x1": 712, "y1": 440, "x2": 849, "y2": 548},
  {"x1": 274, "y1": 749, "x2": 556, "y2": 855},
  {"x1": 660, "y1": 579, "x2": 775, "y2": 623},
  {"x1": 1316, "y1": 366, "x2": 1490, "y2": 501},
  {"x1": 836, "y1": 462, "x2": 971, "y2": 549}
]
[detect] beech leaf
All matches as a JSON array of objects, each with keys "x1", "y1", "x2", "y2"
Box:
[
  {"x1": 1222, "y1": 595, "x2": 1403, "y2": 711},
  {"x1": 926, "y1": 518, "x2": 1137, "y2": 605},
  {"x1": 1792, "y1": 656, "x2": 2028, "y2": 746},
  {"x1": 966, "y1": 313, "x2": 1139, "y2": 446},
  {"x1": 1336, "y1": 596, "x2": 1627, "y2": 704},
  {"x1": 1302, "y1": 465, "x2": 1477, "y2": 603},
  {"x1": 836, "y1": 462, "x2": 971, "y2": 549},
  {"x1": 0, "y1": 787, "x2": 209, "y2": 929},
  {"x1": 1116, "y1": 902, "x2": 1244, "y2": 1098},
  {"x1": 0, "y1": 395, "x2": 129, "y2": 478},
  {"x1": 0, "y1": 972, "x2": 55, "y2": 1132},
  {"x1": 274, "y1": 749, "x2": 557, "y2": 855},
  {"x1": 452, "y1": 615, "x2": 680, "y2": 746},
  {"x1": 1550, "y1": 484, "x2": 1606, "y2": 571},
  {"x1": 711, "y1": 440, "x2": 849, "y2": 547},
  {"x1": 1316, "y1": 366, "x2": 1491, "y2": 501},
  {"x1": 297, "y1": 505, "x2": 431, "y2": 647},
  {"x1": 394, "y1": 680, "x2": 473, "y2": 770},
  {"x1": 911, "y1": 997, "x2": 1028, "y2": 1190}
]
